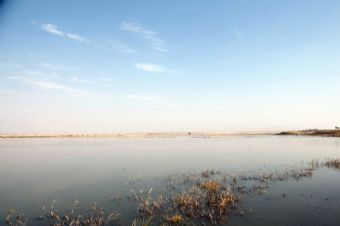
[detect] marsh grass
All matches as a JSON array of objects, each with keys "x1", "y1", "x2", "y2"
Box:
[
  {"x1": 324, "y1": 159, "x2": 340, "y2": 170},
  {"x1": 4, "y1": 158, "x2": 340, "y2": 226}
]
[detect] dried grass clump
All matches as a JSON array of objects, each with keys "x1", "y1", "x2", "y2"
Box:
[
  {"x1": 15, "y1": 200, "x2": 122, "y2": 226},
  {"x1": 214, "y1": 188, "x2": 238, "y2": 210},
  {"x1": 204, "y1": 187, "x2": 238, "y2": 224},
  {"x1": 291, "y1": 168, "x2": 313, "y2": 179},
  {"x1": 174, "y1": 193, "x2": 200, "y2": 218},
  {"x1": 201, "y1": 170, "x2": 210, "y2": 178},
  {"x1": 5, "y1": 208, "x2": 27, "y2": 226},
  {"x1": 201, "y1": 170, "x2": 219, "y2": 178},
  {"x1": 200, "y1": 180, "x2": 221, "y2": 192},
  {"x1": 324, "y1": 159, "x2": 340, "y2": 170},
  {"x1": 131, "y1": 216, "x2": 153, "y2": 226},
  {"x1": 173, "y1": 180, "x2": 238, "y2": 225},
  {"x1": 166, "y1": 214, "x2": 183, "y2": 224}
]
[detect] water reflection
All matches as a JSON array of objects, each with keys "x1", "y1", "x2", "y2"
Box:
[{"x1": 0, "y1": 137, "x2": 340, "y2": 225}]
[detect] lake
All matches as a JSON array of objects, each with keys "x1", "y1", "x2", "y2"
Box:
[{"x1": 1, "y1": 136, "x2": 340, "y2": 225}]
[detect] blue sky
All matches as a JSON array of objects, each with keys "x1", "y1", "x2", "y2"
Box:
[{"x1": 0, "y1": 0, "x2": 340, "y2": 133}]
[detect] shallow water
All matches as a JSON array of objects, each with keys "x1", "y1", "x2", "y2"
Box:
[{"x1": 0, "y1": 136, "x2": 340, "y2": 225}]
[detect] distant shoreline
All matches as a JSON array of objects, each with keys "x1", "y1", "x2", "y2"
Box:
[
  {"x1": 0, "y1": 132, "x2": 276, "y2": 139},
  {"x1": 0, "y1": 129, "x2": 339, "y2": 138}
]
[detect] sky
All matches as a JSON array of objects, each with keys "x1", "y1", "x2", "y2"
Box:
[{"x1": 0, "y1": 0, "x2": 340, "y2": 134}]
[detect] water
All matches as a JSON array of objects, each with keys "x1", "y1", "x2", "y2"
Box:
[{"x1": 0, "y1": 136, "x2": 340, "y2": 225}]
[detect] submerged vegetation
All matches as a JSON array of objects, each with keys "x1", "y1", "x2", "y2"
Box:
[{"x1": 3, "y1": 158, "x2": 340, "y2": 226}]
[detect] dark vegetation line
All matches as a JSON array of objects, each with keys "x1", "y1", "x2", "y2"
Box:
[{"x1": 278, "y1": 129, "x2": 340, "y2": 137}]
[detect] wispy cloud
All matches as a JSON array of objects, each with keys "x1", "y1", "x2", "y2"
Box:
[
  {"x1": 120, "y1": 22, "x2": 169, "y2": 53},
  {"x1": 40, "y1": 22, "x2": 137, "y2": 55},
  {"x1": 135, "y1": 63, "x2": 164, "y2": 73},
  {"x1": 0, "y1": 61, "x2": 23, "y2": 69},
  {"x1": 71, "y1": 76, "x2": 94, "y2": 84},
  {"x1": 7, "y1": 76, "x2": 96, "y2": 99},
  {"x1": 41, "y1": 23, "x2": 87, "y2": 43},
  {"x1": 108, "y1": 41, "x2": 136, "y2": 54},
  {"x1": 5, "y1": 75, "x2": 168, "y2": 106},
  {"x1": 41, "y1": 62, "x2": 68, "y2": 71},
  {"x1": 66, "y1": 33, "x2": 85, "y2": 42},
  {"x1": 135, "y1": 62, "x2": 183, "y2": 74},
  {"x1": 97, "y1": 77, "x2": 114, "y2": 82},
  {"x1": 18, "y1": 69, "x2": 59, "y2": 80},
  {"x1": 126, "y1": 94, "x2": 161, "y2": 102},
  {"x1": 41, "y1": 23, "x2": 64, "y2": 36}
]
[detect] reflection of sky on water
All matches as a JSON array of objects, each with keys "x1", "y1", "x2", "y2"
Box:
[{"x1": 0, "y1": 137, "x2": 340, "y2": 224}]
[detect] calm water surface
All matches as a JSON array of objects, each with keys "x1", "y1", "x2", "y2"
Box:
[{"x1": 0, "y1": 136, "x2": 340, "y2": 225}]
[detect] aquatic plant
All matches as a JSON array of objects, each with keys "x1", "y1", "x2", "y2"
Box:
[
  {"x1": 166, "y1": 214, "x2": 183, "y2": 224},
  {"x1": 5, "y1": 208, "x2": 27, "y2": 226},
  {"x1": 4, "y1": 157, "x2": 340, "y2": 226},
  {"x1": 200, "y1": 180, "x2": 221, "y2": 192},
  {"x1": 324, "y1": 159, "x2": 340, "y2": 170},
  {"x1": 131, "y1": 216, "x2": 153, "y2": 226}
]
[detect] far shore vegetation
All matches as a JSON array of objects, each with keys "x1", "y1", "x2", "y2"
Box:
[
  {"x1": 0, "y1": 129, "x2": 339, "y2": 139},
  {"x1": 278, "y1": 128, "x2": 340, "y2": 137}
]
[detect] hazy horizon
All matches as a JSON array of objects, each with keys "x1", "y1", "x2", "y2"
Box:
[{"x1": 1, "y1": 0, "x2": 340, "y2": 134}]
